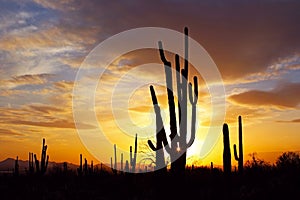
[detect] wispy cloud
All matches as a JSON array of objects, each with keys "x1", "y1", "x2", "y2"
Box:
[{"x1": 228, "y1": 82, "x2": 300, "y2": 109}]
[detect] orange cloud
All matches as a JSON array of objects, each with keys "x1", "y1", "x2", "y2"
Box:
[
  {"x1": 228, "y1": 82, "x2": 300, "y2": 109},
  {"x1": 276, "y1": 119, "x2": 300, "y2": 123}
]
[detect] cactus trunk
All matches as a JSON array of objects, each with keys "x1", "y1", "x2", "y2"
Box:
[
  {"x1": 233, "y1": 116, "x2": 244, "y2": 174},
  {"x1": 223, "y1": 123, "x2": 231, "y2": 176},
  {"x1": 130, "y1": 134, "x2": 137, "y2": 173}
]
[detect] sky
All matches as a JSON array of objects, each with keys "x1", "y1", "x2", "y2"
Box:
[{"x1": 0, "y1": 0, "x2": 300, "y2": 169}]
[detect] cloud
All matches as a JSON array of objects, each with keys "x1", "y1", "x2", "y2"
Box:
[
  {"x1": 276, "y1": 119, "x2": 300, "y2": 123},
  {"x1": 27, "y1": 104, "x2": 65, "y2": 114},
  {"x1": 37, "y1": 0, "x2": 300, "y2": 81},
  {"x1": 228, "y1": 82, "x2": 300, "y2": 109},
  {"x1": 0, "y1": 128, "x2": 22, "y2": 136},
  {"x1": 9, "y1": 119, "x2": 95, "y2": 129}
]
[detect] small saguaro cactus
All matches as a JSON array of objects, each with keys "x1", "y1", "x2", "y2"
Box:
[
  {"x1": 110, "y1": 144, "x2": 117, "y2": 174},
  {"x1": 125, "y1": 160, "x2": 129, "y2": 173},
  {"x1": 77, "y1": 154, "x2": 83, "y2": 176},
  {"x1": 130, "y1": 134, "x2": 138, "y2": 173},
  {"x1": 84, "y1": 158, "x2": 88, "y2": 175},
  {"x1": 121, "y1": 153, "x2": 123, "y2": 171},
  {"x1": 233, "y1": 116, "x2": 244, "y2": 174},
  {"x1": 223, "y1": 123, "x2": 232, "y2": 176},
  {"x1": 14, "y1": 156, "x2": 19, "y2": 176},
  {"x1": 114, "y1": 144, "x2": 117, "y2": 170},
  {"x1": 28, "y1": 152, "x2": 34, "y2": 174}
]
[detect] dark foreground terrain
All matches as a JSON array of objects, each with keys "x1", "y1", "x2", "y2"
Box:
[{"x1": 0, "y1": 166, "x2": 299, "y2": 200}]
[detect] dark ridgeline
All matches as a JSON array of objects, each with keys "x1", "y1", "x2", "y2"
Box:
[{"x1": 148, "y1": 27, "x2": 198, "y2": 174}]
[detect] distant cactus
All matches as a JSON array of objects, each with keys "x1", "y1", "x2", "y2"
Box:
[
  {"x1": 130, "y1": 134, "x2": 138, "y2": 173},
  {"x1": 233, "y1": 116, "x2": 244, "y2": 174},
  {"x1": 110, "y1": 144, "x2": 117, "y2": 174},
  {"x1": 223, "y1": 123, "x2": 232, "y2": 176},
  {"x1": 77, "y1": 154, "x2": 83, "y2": 176},
  {"x1": 84, "y1": 158, "x2": 88, "y2": 175},
  {"x1": 125, "y1": 160, "x2": 129, "y2": 173},
  {"x1": 28, "y1": 152, "x2": 34, "y2": 174},
  {"x1": 90, "y1": 160, "x2": 94, "y2": 174},
  {"x1": 14, "y1": 156, "x2": 19, "y2": 176},
  {"x1": 121, "y1": 153, "x2": 123, "y2": 171},
  {"x1": 114, "y1": 144, "x2": 117, "y2": 170}
]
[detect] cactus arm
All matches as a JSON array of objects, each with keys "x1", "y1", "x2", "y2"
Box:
[
  {"x1": 187, "y1": 76, "x2": 198, "y2": 148},
  {"x1": 147, "y1": 140, "x2": 158, "y2": 151},
  {"x1": 158, "y1": 42, "x2": 178, "y2": 142},
  {"x1": 184, "y1": 27, "x2": 189, "y2": 75},
  {"x1": 158, "y1": 41, "x2": 171, "y2": 66},
  {"x1": 233, "y1": 144, "x2": 239, "y2": 161},
  {"x1": 34, "y1": 154, "x2": 39, "y2": 172}
]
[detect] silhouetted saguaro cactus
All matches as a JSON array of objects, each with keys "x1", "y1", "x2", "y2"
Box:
[
  {"x1": 125, "y1": 160, "x2": 129, "y2": 173},
  {"x1": 148, "y1": 27, "x2": 198, "y2": 173},
  {"x1": 90, "y1": 160, "x2": 94, "y2": 174},
  {"x1": 34, "y1": 154, "x2": 39, "y2": 172},
  {"x1": 14, "y1": 156, "x2": 19, "y2": 176},
  {"x1": 40, "y1": 138, "x2": 49, "y2": 175},
  {"x1": 130, "y1": 134, "x2": 137, "y2": 173},
  {"x1": 84, "y1": 158, "x2": 88, "y2": 175},
  {"x1": 223, "y1": 123, "x2": 231, "y2": 176},
  {"x1": 121, "y1": 153, "x2": 123, "y2": 171},
  {"x1": 77, "y1": 154, "x2": 83, "y2": 176},
  {"x1": 28, "y1": 152, "x2": 34, "y2": 174},
  {"x1": 234, "y1": 116, "x2": 244, "y2": 174},
  {"x1": 114, "y1": 144, "x2": 117, "y2": 170}
]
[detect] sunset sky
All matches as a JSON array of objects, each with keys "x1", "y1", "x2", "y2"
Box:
[{"x1": 0, "y1": 0, "x2": 299, "y2": 169}]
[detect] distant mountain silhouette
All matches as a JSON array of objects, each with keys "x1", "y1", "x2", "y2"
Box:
[{"x1": 0, "y1": 158, "x2": 82, "y2": 173}]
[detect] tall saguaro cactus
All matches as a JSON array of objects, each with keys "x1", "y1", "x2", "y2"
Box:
[
  {"x1": 30, "y1": 138, "x2": 49, "y2": 175},
  {"x1": 130, "y1": 134, "x2": 138, "y2": 172},
  {"x1": 40, "y1": 138, "x2": 49, "y2": 175},
  {"x1": 148, "y1": 27, "x2": 198, "y2": 173},
  {"x1": 234, "y1": 116, "x2": 244, "y2": 174},
  {"x1": 77, "y1": 154, "x2": 83, "y2": 176},
  {"x1": 223, "y1": 123, "x2": 232, "y2": 176}
]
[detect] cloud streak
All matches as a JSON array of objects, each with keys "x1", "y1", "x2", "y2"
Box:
[{"x1": 229, "y1": 82, "x2": 300, "y2": 109}]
